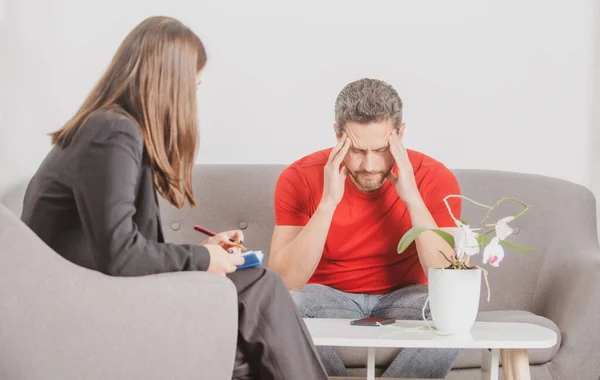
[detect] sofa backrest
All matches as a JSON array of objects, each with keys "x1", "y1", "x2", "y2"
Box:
[
  {"x1": 160, "y1": 165, "x2": 598, "y2": 313},
  {"x1": 453, "y1": 169, "x2": 597, "y2": 312},
  {"x1": 159, "y1": 164, "x2": 286, "y2": 262}
]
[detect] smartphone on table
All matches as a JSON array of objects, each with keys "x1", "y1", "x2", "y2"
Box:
[{"x1": 350, "y1": 317, "x2": 396, "y2": 326}]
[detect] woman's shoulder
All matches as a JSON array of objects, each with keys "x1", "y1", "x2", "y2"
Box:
[
  {"x1": 87, "y1": 107, "x2": 141, "y2": 136},
  {"x1": 81, "y1": 107, "x2": 144, "y2": 149}
]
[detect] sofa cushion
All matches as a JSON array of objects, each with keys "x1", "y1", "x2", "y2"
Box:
[{"x1": 335, "y1": 310, "x2": 560, "y2": 369}]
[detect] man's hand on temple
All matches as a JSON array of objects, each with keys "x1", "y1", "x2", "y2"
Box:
[
  {"x1": 321, "y1": 135, "x2": 351, "y2": 209},
  {"x1": 386, "y1": 129, "x2": 422, "y2": 207}
]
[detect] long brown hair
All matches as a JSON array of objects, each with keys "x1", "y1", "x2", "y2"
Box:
[{"x1": 50, "y1": 16, "x2": 207, "y2": 208}]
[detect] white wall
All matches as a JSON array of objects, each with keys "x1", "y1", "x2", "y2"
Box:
[
  {"x1": 590, "y1": 0, "x2": 600, "y2": 236},
  {"x1": 1, "y1": 0, "x2": 599, "y2": 215}
]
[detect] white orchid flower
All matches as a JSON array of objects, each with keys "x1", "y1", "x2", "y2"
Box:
[
  {"x1": 483, "y1": 237, "x2": 505, "y2": 267},
  {"x1": 453, "y1": 224, "x2": 480, "y2": 260},
  {"x1": 495, "y1": 216, "x2": 515, "y2": 240}
]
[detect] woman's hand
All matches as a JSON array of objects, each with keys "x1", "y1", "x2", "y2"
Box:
[
  {"x1": 204, "y1": 244, "x2": 245, "y2": 275},
  {"x1": 203, "y1": 230, "x2": 245, "y2": 254}
]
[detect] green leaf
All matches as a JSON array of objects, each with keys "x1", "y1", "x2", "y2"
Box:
[
  {"x1": 477, "y1": 235, "x2": 493, "y2": 245},
  {"x1": 479, "y1": 228, "x2": 495, "y2": 237},
  {"x1": 432, "y1": 229, "x2": 455, "y2": 248},
  {"x1": 397, "y1": 227, "x2": 455, "y2": 254},
  {"x1": 499, "y1": 240, "x2": 537, "y2": 252},
  {"x1": 459, "y1": 219, "x2": 468, "y2": 225},
  {"x1": 477, "y1": 235, "x2": 537, "y2": 253},
  {"x1": 398, "y1": 227, "x2": 430, "y2": 253}
]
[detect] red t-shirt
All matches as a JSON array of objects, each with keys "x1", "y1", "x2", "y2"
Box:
[{"x1": 274, "y1": 148, "x2": 461, "y2": 294}]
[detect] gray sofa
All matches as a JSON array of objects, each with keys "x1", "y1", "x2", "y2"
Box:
[
  {"x1": 2, "y1": 165, "x2": 600, "y2": 380},
  {"x1": 158, "y1": 165, "x2": 600, "y2": 380}
]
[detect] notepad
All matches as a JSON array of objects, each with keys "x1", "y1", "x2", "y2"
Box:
[{"x1": 237, "y1": 251, "x2": 264, "y2": 269}]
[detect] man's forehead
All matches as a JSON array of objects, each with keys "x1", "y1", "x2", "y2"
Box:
[
  {"x1": 348, "y1": 130, "x2": 391, "y2": 150},
  {"x1": 351, "y1": 140, "x2": 390, "y2": 151},
  {"x1": 345, "y1": 121, "x2": 394, "y2": 143}
]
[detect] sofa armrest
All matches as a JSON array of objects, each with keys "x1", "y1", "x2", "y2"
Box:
[
  {"x1": 0, "y1": 256, "x2": 239, "y2": 380},
  {"x1": 536, "y1": 247, "x2": 600, "y2": 380}
]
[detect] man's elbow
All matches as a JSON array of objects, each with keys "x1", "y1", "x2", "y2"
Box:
[
  {"x1": 281, "y1": 275, "x2": 305, "y2": 292},
  {"x1": 268, "y1": 262, "x2": 290, "y2": 288},
  {"x1": 268, "y1": 261, "x2": 303, "y2": 291}
]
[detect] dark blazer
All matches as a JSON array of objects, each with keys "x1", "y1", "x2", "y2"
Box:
[{"x1": 21, "y1": 108, "x2": 210, "y2": 276}]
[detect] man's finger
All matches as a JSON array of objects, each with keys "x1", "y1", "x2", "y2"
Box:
[
  {"x1": 332, "y1": 138, "x2": 351, "y2": 167},
  {"x1": 391, "y1": 131, "x2": 408, "y2": 154},
  {"x1": 327, "y1": 135, "x2": 347, "y2": 164},
  {"x1": 388, "y1": 135, "x2": 401, "y2": 160},
  {"x1": 389, "y1": 131, "x2": 401, "y2": 149},
  {"x1": 389, "y1": 134, "x2": 408, "y2": 161}
]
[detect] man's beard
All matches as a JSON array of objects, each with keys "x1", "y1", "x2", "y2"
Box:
[{"x1": 348, "y1": 166, "x2": 394, "y2": 192}]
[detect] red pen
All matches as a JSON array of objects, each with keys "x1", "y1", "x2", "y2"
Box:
[
  {"x1": 194, "y1": 225, "x2": 216, "y2": 236},
  {"x1": 194, "y1": 225, "x2": 247, "y2": 251}
]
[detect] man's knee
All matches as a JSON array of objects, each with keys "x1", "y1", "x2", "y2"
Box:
[
  {"x1": 233, "y1": 267, "x2": 290, "y2": 296},
  {"x1": 402, "y1": 285, "x2": 429, "y2": 312},
  {"x1": 254, "y1": 267, "x2": 294, "y2": 297},
  {"x1": 289, "y1": 284, "x2": 335, "y2": 317},
  {"x1": 371, "y1": 284, "x2": 430, "y2": 320},
  {"x1": 257, "y1": 267, "x2": 283, "y2": 283},
  {"x1": 290, "y1": 284, "x2": 360, "y2": 319},
  {"x1": 289, "y1": 288, "x2": 314, "y2": 317},
  {"x1": 391, "y1": 284, "x2": 429, "y2": 306}
]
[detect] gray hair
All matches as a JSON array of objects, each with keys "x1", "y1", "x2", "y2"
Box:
[{"x1": 334, "y1": 78, "x2": 403, "y2": 133}]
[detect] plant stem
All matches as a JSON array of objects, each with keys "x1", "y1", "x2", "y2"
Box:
[
  {"x1": 481, "y1": 197, "x2": 530, "y2": 225},
  {"x1": 438, "y1": 250, "x2": 453, "y2": 265},
  {"x1": 443, "y1": 195, "x2": 493, "y2": 226},
  {"x1": 443, "y1": 194, "x2": 531, "y2": 232}
]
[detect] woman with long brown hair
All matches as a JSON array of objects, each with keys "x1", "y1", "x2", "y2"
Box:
[{"x1": 20, "y1": 16, "x2": 327, "y2": 380}]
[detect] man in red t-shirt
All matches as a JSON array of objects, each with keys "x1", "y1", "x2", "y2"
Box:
[{"x1": 269, "y1": 78, "x2": 462, "y2": 378}]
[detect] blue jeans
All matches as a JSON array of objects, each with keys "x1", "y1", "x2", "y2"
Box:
[{"x1": 291, "y1": 284, "x2": 461, "y2": 378}]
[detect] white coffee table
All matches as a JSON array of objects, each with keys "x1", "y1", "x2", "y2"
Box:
[{"x1": 304, "y1": 318, "x2": 557, "y2": 380}]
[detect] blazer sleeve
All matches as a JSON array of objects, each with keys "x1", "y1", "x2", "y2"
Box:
[{"x1": 73, "y1": 117, "x2": 211, "y2": 276}]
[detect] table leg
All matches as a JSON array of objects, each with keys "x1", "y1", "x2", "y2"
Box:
[
  {"x1": 500, "y1": 349, "x2": 531, "y2": 380},
  {"x1": 366, "y1": 347, "x2": 375, "y2": 380},
  {"x1": 481, "y1": 348, "x2": 500, "y2": 380},
  {"x1": 500, "y1": 350, "x2": 513, "y2": 380}
]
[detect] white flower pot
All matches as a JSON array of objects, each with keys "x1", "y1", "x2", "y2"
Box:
[{"x1": 428, "y1": 267, "x2": 482, "y2": 334}]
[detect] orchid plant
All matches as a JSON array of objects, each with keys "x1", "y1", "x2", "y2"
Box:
[{"x1": 398, "y1": 195, "x2": 535, "y2": 271}]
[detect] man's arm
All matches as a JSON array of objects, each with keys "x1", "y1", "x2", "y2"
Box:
[
  {"x1": 269, "y1": 202, "x2": 336, "y2": 291},
  {"x1": 387, "y1": 130, "x2": 460, "y2": 277},
  {"x1": 269, "y1": 137, "x2": 351, "y2": 290},
  {"x1": 406, "y1": 197, "x2": 458, "y2": 274}
]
